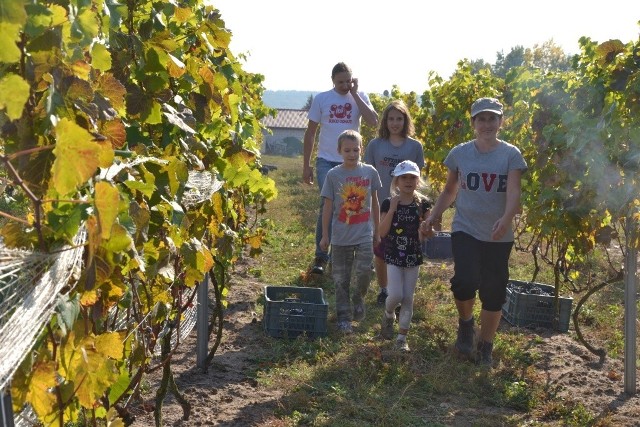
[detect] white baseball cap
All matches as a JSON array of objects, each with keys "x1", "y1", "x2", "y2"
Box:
[{"x1": 392, "y1": 160, "x2": 420, "y2": 177}]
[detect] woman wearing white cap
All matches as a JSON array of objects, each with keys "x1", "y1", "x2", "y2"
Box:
[
  {"x1": 378, "y1": 160, "x2": 433, "y2": 352},
  {"x1": 423, "y1": 97, "x2": 527, "y2": 367}
]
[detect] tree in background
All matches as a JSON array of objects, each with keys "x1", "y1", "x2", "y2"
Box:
[{"x1": 302, "y1": 94, "x2": 314, "y2": 110}]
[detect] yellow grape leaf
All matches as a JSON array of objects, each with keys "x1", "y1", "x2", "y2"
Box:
[
  {"x1": 107, "y1": 407, "x2": 125, "y2": 427},
  {"x1": 97, "y1": 73, "x2": 126, "y2": 114},
  {"x1": 61, "y1": 333, "x2": 120, "y2": 408},
  {"x1": 71, "y1": 59, "x2": 91, "y2": 80},
  {"x1": 0, "y1": 22, "x2": 22, "y2": 64},
  {"x1": 0, "y1": 73, "x2": 30, "y2": 119},
  {"x1": 76, "y1": 7, "x2": 99, "y2": 38},
  {"x1": 49, "y1": 4, "x2": 67, "y2": 26},
  {"x1": 199, "y1": 66, "x2": 215, "y2": 84},
  {"x1": 167, "y1": 54, "x2": 186, "y2": 78},
  {"x1": 91, "y1": 42, "x2": 112, "y2": 72},
  {"x1": 80, "y1": 289, "x2": 99, "y2": 306},
  {"x1": 52, "y1": 118, "x2": 114, "y2": 195},
  {"x1": 173, "y1": 6, "x2": 192, "y2": 23},
  {"x1": 224, "y1": 93, "x2": 240, "y2": 125},
  {"x1": 95, "y1": 331, "x2": 125, "y2": 360},
  {"x1": 27, "y1": 361, "x2": 58, "y2": 423},
  {"x1": 213, "y1": 71, "x2": 227, "y2": 91},
  {"x1": 95, "y1": 181, "x2": 119, "y2": 239},
  {"x1": 101, "y1": 119, "x2": 126, "y2": 149},
  {"x1": 247, "y1": 233, "x2": 263, "y2": 249}
]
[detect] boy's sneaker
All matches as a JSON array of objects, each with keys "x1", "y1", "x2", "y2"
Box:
[
  {"x1": 476, "y1": 340, "x2": 494, "y2": 368},
  {"x1": 380, "y1": 313, "x2": 395, "y2": 339},
  {"x1": 311, "y1": 257, "x2": 327, "y2": 274},
  {"x1": 353, "y1": 303, "x2": 366, "y2": 322},
  {"x1": 455, "y1": 317, "x2": 476, "y2": 357},
  {"x1": 337, "y1": 320, "x2": 353, "y2": 334},
  {"x1": 376, "y1": 289, "x2": 388, "y2": 305},
  {"x1": 395, "y1": 338, "x2": 410, "y2": 352}
]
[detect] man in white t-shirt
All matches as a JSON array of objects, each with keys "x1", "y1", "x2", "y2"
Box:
[{"x1": 302, "y1": 62, "x2": 378, "y2": 274}]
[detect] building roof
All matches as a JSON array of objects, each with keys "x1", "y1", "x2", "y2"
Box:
[{"x1": 261, "y1": 109, "x2": 308, "y2": 129}]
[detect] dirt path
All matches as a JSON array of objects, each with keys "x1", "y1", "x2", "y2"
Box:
[{"x1": 130, "y1": 263, "x2": 640, "y2": 426}]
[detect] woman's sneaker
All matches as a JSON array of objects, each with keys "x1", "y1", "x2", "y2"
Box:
[
  {"x1": 353, "y1": 303, "x2": 366, "y2": 322},
  {"x1": 337, "y1": 320, "x2": 353, "y2": 334},
  {"x1": 380, "y1": 313, "x2": 395, "y2": 339},
  {"x1": 311, "y1": 257, "x2": 327, "y2": 274},
  {"x1": 476, "y1": 340, "x2": 493, "y2": 368},
  {"x1": 455, "y1": 317, "x2": 476, "y2": 358},
  {"x1": 395, "y1": 339, "x2": 410, "y2": 352}
]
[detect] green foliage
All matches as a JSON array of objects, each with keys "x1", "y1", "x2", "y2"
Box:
[{"x1": 1, "y1": 0, "x2": 275, "y2": 424}]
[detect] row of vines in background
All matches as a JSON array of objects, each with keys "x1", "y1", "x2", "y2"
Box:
[
  {"x1": 0, "y1": 0, "x2": 275, "y2": 425},
  {"x1": 363, "y1": 35, "x2": 640, "y2": 353}
]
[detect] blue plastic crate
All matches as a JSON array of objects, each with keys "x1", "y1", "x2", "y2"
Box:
[
  {"x1": 263, "y1": 286, "x2": 328, "y2": 338},
  {"x1": 422, "y1": 231, "x2": 453, "y2": 259},
  {"x1": 502, "y1": 280, "x2": 573, "y2": 332}
]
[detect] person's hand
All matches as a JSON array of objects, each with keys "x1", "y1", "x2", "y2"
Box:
[
  {"x1": 303, "y1": 165, "x2": 314, "y2": 185},
  {"x1": 491, "y1": 217, "x2": 509, "y2": 240},
  {"x1": 389, "y1": 195, "x2": 400, "y2": 211},
  {"x1": 320, "y1": 236, "x2": 329, "y2": 252},
  {"x1": 350, "y1": 77, "x2": 359, "y2": 95},
  {"x1": 420, "y1": 220, "x2": 434, "y2": 238}
]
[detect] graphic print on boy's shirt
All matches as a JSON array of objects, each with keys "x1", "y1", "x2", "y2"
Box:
[
  {"x1": 458, "y1": 170, "x2": 507, "y2": 192},
  {"x1": 337, "y1": 176, "x2": 371, "y2": 224},
  {"x1": 329, "y1": 103, "x2": 353, "y2": 124}
]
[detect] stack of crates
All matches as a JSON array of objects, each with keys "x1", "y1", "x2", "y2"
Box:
[
  {"x1": 501, "y1": 280, "x2": 573, "y2": 332},
  {"x1": 263, "y1": 286, "x2": 328, "y2": 338}
]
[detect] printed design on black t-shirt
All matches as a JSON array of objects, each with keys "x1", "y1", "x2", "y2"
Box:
[{"x1": 384, "y1": 200, "x2": 428, "y2": 267}]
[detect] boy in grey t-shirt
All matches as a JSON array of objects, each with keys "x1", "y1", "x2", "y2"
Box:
[{"x1": 320, "y1": 130, "x2": 382, "y2": 334}]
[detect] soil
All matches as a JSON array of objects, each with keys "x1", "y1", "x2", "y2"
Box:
[{"x1": 130, "y1": 259, "x2": 640, "y2": 427}]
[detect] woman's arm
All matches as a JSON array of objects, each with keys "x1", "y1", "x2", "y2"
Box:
[{"x1": 491, "y1": 168, "x2": 522, "y2": 240}]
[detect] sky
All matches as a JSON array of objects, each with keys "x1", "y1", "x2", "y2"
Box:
[{"x1": 211, "y1": 1, "x2": 639, "y2": 94}]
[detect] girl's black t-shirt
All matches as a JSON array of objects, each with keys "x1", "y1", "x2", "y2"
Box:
[{"x1": 381, "y1": 197, "x2": 431, "y2": 267}]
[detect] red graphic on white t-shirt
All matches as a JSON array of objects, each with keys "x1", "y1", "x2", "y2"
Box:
[{"x1": 330, "y1": 103, "x2": 352, "y2": 119}]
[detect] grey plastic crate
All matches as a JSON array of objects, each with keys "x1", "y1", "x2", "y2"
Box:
[
  {"x1": 263, "y1": 286, "x2": 328, "y2": 338},
  {"x1": 502, "y1": 280, "x2": 573, "y2": 332},
  {"x1": 422, "y1": 231, "x2": 453, "y2": 259}
]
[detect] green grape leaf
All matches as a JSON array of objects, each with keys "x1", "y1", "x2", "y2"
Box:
[
  {"x1": 47, "y1": 201, "x2": 89, "y2": 240},
  {"x1": 55, "y1": 293, "x2": 81, "y2": 336},
  {"x1": 0, "y1": 73, "x2": 30, "y2": 119},
  {"x1": 95, "y1": 181, "x2": 120, "y2": 239},
  {"x1": 52, "y1": 118, "x2": 114, "y2": 195},
  {"x1": 91, "y1": 42, "x2": 112, "y2": 71},
  {"x1": 141, "y1": 99, "x2": 162, "y2": 124},
  {"x1": 0, "y1": 0, "x2": 27, "y2": 25},
  {"x1": 104, "y1": 223, "x2": 134, "y2": 253},
  {"x1": 0, "y1": 22, "x2": 22, "y2": 63}
]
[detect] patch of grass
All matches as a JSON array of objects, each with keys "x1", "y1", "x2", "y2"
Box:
[{"x1": 250, "y1": 154, "x2": 631, "y2": 426}]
